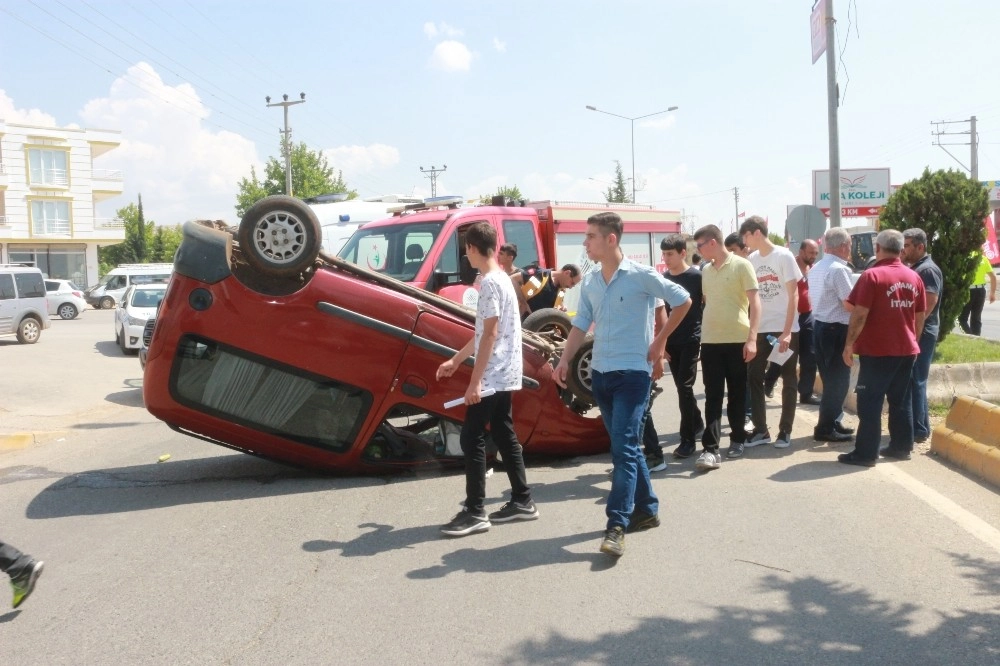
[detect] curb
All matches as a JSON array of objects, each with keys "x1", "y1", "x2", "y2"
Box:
[
  {"x1": 0, "y1": 433, "x2": 36, "y2": 450},
  {"x1": 931, "y1": 395, "x2": 1000, "y2": 489}
]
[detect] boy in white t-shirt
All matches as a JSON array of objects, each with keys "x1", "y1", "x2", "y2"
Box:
[
  {"x1": 436, "y1": 222, "x2": 538, "y2": 537},
  {"x1": 739, "y1": 216, "x2": 802, "y2": 452}
]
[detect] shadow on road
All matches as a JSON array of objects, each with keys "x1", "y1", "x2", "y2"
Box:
[
  {"x1": 23, "y1": 454, "x2": 405, "y2": 519},
  {"x1": 501, "y1": 552, "x2": 1000, "y2": 664},
  {"x1": 104, "y1": 387, "x2": 144, "y2": 407},
  {"x1": 94, "y1": 340, "x2": 123, "y2": 357},
  {"x1": 768, "y1": 461, "x2": 863, "y2": 483}
]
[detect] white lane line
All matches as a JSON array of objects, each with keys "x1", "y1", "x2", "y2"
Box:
[{"x1": 795, "y1": 408, "x2": 1000, "y2": 554}]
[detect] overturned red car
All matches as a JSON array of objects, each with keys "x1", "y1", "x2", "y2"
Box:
[{"x1": 142, "y1": 196, "x2": 604, "y2": 473}]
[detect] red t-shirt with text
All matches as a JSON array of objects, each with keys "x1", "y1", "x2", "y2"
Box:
[{"x1": 847, "y1": 257, "x2": 925, "y2": 357}]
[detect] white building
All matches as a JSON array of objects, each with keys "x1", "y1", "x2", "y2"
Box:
[{"x1": 0, "y1": 120, "x2": 125, "y2": 289}]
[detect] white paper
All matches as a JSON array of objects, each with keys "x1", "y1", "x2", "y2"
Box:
[
  {"x1": 444, "y1": 388, "x2": 496, "y2": 409},
  {"x1": 767, "y1": 344, "x2": 794, "y2": 366}
]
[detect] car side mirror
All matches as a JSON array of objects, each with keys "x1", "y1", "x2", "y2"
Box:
[{"x1": 459, "y1": 256, "x2": 478, "y2": 285}]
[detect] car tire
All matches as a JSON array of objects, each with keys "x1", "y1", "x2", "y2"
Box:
[
  {"x1": 237, "y1": 195, "x2": 322, "y2": 278},
  {"x1": 565, "y1": 335, "x2": 594, "y2": 404},
  {"x1": 16, "y1": 317, "x2": 42, "y2": 344},
  {"x1": 57, "y1": 303, "x2": 78, "y2": 320},
  {"x1": 100, "y1": 296, "x2": 115, "y2": 309},
  {"x1": 522, "y1": 308, "x2": 571, "y2": 342}
]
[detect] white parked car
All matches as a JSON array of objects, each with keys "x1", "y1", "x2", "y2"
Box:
[
  {"x1": 45, "y1": 279, "x2": 87, "y2": 320},
  {"x1": 114, "y1": 283, "x2": 167, "y2": 355}
]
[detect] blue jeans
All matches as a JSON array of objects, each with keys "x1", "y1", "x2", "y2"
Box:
[
  {"x1": 854, "y1": 355, "x2": 916, "y2": 460},
  {"x1": 814, "y1": 321, "x2": 851, "y2": 433},
  {"x1": 910, "y1": 330, "x2": 937, "y2": 440},
  {"x1": 592, "y1": 370, "x2": 658, "y2": 530}
]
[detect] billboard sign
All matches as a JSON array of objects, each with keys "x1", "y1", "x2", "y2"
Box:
[
  {"x1": 982, "y1": 180, "x2": 1000, "y2": 202},
  {"x1": 813, "y1": 168, "x2": 891, "y2": 217},
  {"x1": 810, "y1": 0, "x2": 827, "y2": 64}
]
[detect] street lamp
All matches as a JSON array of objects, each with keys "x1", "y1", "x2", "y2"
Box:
[{"x1": 586, "y1": 104, "x2": 678, "y2": 203}]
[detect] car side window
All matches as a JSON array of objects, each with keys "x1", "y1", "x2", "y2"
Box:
[
  {"x1": 435, "y1": 222, "x2": 483, "y2": 275},
  {"x1": 45, "y1": 280, "x2": 59, "y2": 292},
  {"x1": 502, "y1": 219, "x2": 540, "y2": 269},
  {"x1": 0, "y1": 274, "x2": 15, "y2": 300},
  {"x1": 108, "y1": 275, "x2": 127, "y2": 290},
  {"x1": 13, "y1": 273, "x2": 45, "y2": 298}
]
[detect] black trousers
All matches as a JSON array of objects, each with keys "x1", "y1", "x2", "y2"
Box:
[
  {"x1": 460, "y1": 390, "x2": 531, "y2": 515},
  {"x1": 749, "y1": 332, "x2": 800, "y2": 435},
  {"x1": 765, "y1": 312, "x2": 816, "y2": 398},
  {"x1": 700, "y1": 343, "x2": 747, "y2": 451},
  {"x1": 667, "y1": 341, "x2": 705, "y2": 445},
  {"x1": 0, "y1": 539, "x2": 32, "y2": 578},
  {"x1": 960, "y1": 287, "x2": 987, "y2": 335}
]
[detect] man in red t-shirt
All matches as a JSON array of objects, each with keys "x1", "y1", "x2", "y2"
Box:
[{"x1": 838, "y1": 229, "x2": 926, "y2": 466}]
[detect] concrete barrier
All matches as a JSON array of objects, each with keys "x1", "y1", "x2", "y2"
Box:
[
  {"x1": 833, "y1": 362, "x2": 1000, "y2": 413},
  {"x1": 931, "y1": 395, "x2": 1000, "y2": 489}
]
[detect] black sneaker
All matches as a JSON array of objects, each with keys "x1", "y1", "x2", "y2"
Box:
[
  {"x1": 600, "y1": 526, "x2": 625, "y2": 557},
  {"x1": 833, "y1": 421, "x2": 855, "y2": 435},
  {"x1": 440, "y1": 510, "x2": 490, "y2": 536},
  {"x1": 674, "y1": 441, "x2": 697, "y2": 459},
  {"x1": 727, "y1": 441, "x2": 746, "y2": 459},
  {"x1": 645, "y1": 453, "x2": 667, "y2": 472},
  {"x1": 488, "y1": 500, "x2": 540, "y2": 523},
  {"x1": 837, "y1": 451, "x2": 876, "y2": 467},
  {"x1": 879, "y1": 447, "x2": 912, "y2": 461},
  {"x1": 627, "y1": 510, "x2": 661, "y2": 533}
]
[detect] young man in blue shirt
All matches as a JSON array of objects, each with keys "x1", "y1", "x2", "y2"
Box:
[{"x1": 555, "y1": 212, "x2": 691, "y2": 558}]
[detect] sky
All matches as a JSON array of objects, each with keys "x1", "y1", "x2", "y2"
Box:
[{"x1": 1, "y1": 0, "x2": 998, "y2": 237}]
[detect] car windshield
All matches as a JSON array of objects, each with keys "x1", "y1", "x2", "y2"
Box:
[
  {"x1": 338, "y1": 221, "x2": 444, "y2": 282},
  {"x1": 130, "y1": 288, "x2": 165, "y2": 308}
]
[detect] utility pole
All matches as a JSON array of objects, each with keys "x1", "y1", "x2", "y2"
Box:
[
  {"x1": 266, "y1": 92, "x2": 306, "y2": 196},
  {"x1": 932, "y1": 116, "x2": 979, "y2": 181},
  {"x1": 419, "y1": 165, "x2": 447, "y2": 197},
  {"x1": 733, "y1": 187, "x2": 740, "y2": 233},
  {"x1": 824, "y1": 0, "x2": 842, "y2": 228}
]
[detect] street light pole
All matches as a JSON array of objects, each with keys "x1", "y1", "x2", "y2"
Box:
[{"x1": 586, "y1": 104, "x2": 678, "y2": 203}]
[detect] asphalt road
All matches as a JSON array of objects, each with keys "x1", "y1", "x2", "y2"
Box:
[{"x1": 2, "y1": 310, "x2": 1000, "y2": 664}]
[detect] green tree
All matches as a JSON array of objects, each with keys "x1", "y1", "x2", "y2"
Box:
[
  {"x1": 479, "y1": 185, "x2": 525, "y2": 204},
  {"x1": 148, "y1": 224, "x2": 183, "y2": 263},
  {"x1": 768, "y1": 232, "x2": 785, "y2": 246},
  {"x1": 235, "y1": 142, "x2": 357, "y2": 217},
  {"x1": 98, "y1": 197, "x2": 154, "y2": 272},
  {"x1": 877, "y1": 167, "x2": 990, "y2": 341},
  {"x1": 604, "y1": 160, "x2": 632, "y2": 204}
]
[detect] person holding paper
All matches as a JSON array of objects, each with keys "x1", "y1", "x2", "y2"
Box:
[
  {"x1": 740, "y1": 216, "x2": 802, "y2": 451},
  {"x1": 436, "y1": 222, "x2": 538, "y2": 537}
]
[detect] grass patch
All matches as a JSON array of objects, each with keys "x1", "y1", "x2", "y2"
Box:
[
  {"x1": 928, "y1": 403, "x2": 951, "y2": 418},
  {"x1": 933, "y1": 333, "x2": 1000, "y2": 364}
]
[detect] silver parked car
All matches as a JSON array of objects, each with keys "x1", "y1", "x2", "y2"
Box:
[{"x1": 45, "y1": 279, "x2": 87, "y2": 320}]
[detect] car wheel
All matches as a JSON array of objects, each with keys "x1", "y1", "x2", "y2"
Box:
[
  {"x1": 58, "y1": 303, "x2": 78, "y2": 320},
  {"x1": 237, "y1": 195, "x2": 321, "y2": 278},
  {"x1": 565, "y1": 335, "x2": 594, "y2": 404},
  {"x1": 100, "y1": 296, "x2": 115, "y2": 309},
  {"x1": 522, "y1": 308, "x2": 572, "y2": 342},
  {"x1": 16, "y1": 318, "x2": 42, "y2": 344}
]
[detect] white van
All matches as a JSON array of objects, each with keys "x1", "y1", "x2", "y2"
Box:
[
  {"x1": 0, "y1": 264, "x2": 51, "y2": 344},
  {"x1": 85, "y1": 263, "x2": 173, "y2": 310},
  {"x1": 306, "y1": 194, "x2": 421, "y2": 254}
]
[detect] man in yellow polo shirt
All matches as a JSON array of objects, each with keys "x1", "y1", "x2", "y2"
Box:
[
  {"x1": 691, "y1": 224, "x2": 761, "y2": 471},
  {"x1": 958, "y1": 251, "x2": 997, "y2": 336}
]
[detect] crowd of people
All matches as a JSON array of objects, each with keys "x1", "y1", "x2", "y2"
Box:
[{"x1": 436, "y1": 213, "x2": 987, "y2": 558}]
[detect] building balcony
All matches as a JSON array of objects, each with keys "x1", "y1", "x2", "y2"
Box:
[
  {"x1": 92, "y1": 168, "x2": 125, "y2": 199},
  {"x1": 95, "y1": 217, "x2": 125, "y2": 230}
]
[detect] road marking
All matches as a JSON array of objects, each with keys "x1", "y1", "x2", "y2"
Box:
[
  {"x1": 795, "y1": 407, "x2": 1000, "y2": 554},
  {"x1": 876, "y1": 464, "x2": 1000, "y2": 554}
]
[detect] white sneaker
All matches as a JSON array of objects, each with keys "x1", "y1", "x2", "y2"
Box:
[
  {"x1": 695, "y1": 450, "x2": 721, "y2": 471},
  {"x1": 774, "y1": 431, "x2": 791, "y2": 449}
]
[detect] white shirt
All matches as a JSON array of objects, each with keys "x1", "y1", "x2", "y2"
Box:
[
  {"x1": 476, "y1": 270, "x2": 523, "y2": 391},
  {"x1": 808, "y1": 253, "x2": 853, "y2": 325},
  {"x1": 748, "y1": 246, "x2": 802, "y2": 333}
]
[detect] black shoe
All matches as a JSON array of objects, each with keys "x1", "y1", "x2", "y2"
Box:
[
  {"x1": 833, "y1": 421, "x2": 855, "y2": 435},
  {"x1": 626, "y1": 510, "x2": 661, "y2": 533},
  {"x1": 800, "y1": 394, "x2": 821, "y2": 405},
  {"x1": 879, "y1": 447, "x2": 911, "y2": 461},
  {"x1": 440, "y1": 510, "x2": 490, "y2": 536},
  {"x1": 488, "y1": 500, "x2": 540, "y2": 523},
  {"x1": 814, "y1": 429, "x2": 852, "y2": 443},
  {"x1": 914, "y1": 434, "x2": 929, "y2": 444},
  {"x1": 764, "y1": 382, "x2": 775, "y2": 399},
  {"x1": 674, "y1": 441, "x2": 697, "y2": 459},
  {"x1": 838, "y1": 451, "x2": 876, "y2": 467},
  {"x1": 600, "y1": 526, "x2": 625, "y2": 557}
]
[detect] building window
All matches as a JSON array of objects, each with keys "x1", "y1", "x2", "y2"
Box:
[
  {"x1": 8, "y1": 243, "x2": 88, "y2": 287},
  {"x1": 28, "y1": 148, "x2": 69, "y2": 187},
  {"x1": 30, "y1": 200, "x2": 70, "y2": 235}
]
